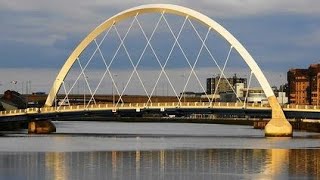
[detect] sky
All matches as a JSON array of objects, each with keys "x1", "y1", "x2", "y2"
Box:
[{"x1": 0, "y1": 0, "x2": 319, "y2": 93}]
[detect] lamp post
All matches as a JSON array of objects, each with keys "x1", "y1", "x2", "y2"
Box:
[
  {"x1": 21, "y1": 81, "x2": 24, "y2": 94},
  {"x1": 280, "y1": 75, "x2": 284, "y2": 106},
  {"x1": 28, "y1": 81, "x2": 32, "y2": 95},
  {"x1": 25, "y1": 81, "x2": 28, "y2": 108}
]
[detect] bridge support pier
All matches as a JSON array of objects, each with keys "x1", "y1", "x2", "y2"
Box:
[
  {"x1": 28, "y1": 120, "x2": 56, "y2": 134},
  {"x1": 265, "y1": 96, "x2": 292, "y2": 137}
]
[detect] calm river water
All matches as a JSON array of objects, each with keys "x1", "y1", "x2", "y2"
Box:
[{"x1": 1, "y1": 121, "x2": 320, "y2": 179}]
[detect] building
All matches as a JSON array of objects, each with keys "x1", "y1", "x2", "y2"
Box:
[
  {"x1": 220, "y1": 91, "x2": 237, "y2": 102},
  {"x1": 206, "y1": 74, "x2": 247, "y2": 96},
  {"x1": 241, "y1": 88, "x2": 268, "y2": 104},
  {"x1": 287, "y1": 69, "x2": 309, "y2": 105},
  {"x1": 235, "y1": 82, "x2": 245, "y2": 98},
  {"x1": 288, "y1": 63, "x2": 320, "y2": 105},
  {"x1": 309, "y1": 64, "x2": 320, "y2": 105},
  {"x1": 206, "y1": 77, "x2": 229, "y2": 95},
  {"x1": 0, "y1": 90, "x2": 27, "y2": 110},
  {"x1": 272, "y1": 85, "x2": 289, "y2": 105},
  {"x1": 277, "y1": 92, "x2": 288, "y2": 105}
]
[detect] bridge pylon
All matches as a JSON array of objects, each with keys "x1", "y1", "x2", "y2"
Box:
[
  {"x1": 28, "y1": 120, "x2": 56, "y2": 134},
  {"x1": 265, "y1": 96, "x2": 292, "y2": 137}
]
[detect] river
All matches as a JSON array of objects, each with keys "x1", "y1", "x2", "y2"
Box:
[{"x1": 1, "y1": 121, "x2": 320, "y2": 179}]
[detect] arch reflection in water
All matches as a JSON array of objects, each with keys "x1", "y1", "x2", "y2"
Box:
[{"x1": 0, "y1": 149, "x2": 319, "y2": 179}]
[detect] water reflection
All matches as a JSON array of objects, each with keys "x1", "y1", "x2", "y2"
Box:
[
  {"x1": 45, "y1": 153, "x2": 67, "y2": 180},
  {"x1": 0, "y1": 149, "x2": 319, "y2": 179}
]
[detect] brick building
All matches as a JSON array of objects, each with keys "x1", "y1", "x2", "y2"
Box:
[
  {"x1": 287, "y1": 63, "x2": 320, "y2": 105},
  {"x1": 309, "y1": 64, "x2": 320, "y2": 105}
]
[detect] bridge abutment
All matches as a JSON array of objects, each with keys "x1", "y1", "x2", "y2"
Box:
[
  {"x1": 265, "y1": 96, "x2": 292, "y2": 137},
  {"x1": 28, "y1": 120, "x2": 56, "y2": 134}
]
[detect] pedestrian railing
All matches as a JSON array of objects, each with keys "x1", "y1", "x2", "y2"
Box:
[{"x1": 0, "y1": 102, "x2": 319, "y2": 117}]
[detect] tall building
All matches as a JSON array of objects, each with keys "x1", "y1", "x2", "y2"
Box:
[
  {"x1": 287, "y1": 63, "x2": 320, "y2": 105},
  {"x1": 309, "y1": 64, "x2": 320, "y2": 105},
  {"x1": 287, "y1": 69, "x2": 309, "y2": 105},
  {"x1": 206, "y1": 74, "x2": 247, "y2": 95}
]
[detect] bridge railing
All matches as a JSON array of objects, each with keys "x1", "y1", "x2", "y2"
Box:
[
  {"x1": 44, "y1": 102, "x2": 318, "y2": 112},
  {"x1": 1, "y1": 101, "x2": 320, "y2": 117},
  {"x1": 285, "y1": 104, "x2": 320, "y2": 110},
  {"x1": 0, "y1": 109, "x2": 27, "y2": 116}
]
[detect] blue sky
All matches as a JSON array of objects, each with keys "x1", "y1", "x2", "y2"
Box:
[{"x1": 0, "y1": 1, "x2": 319, "y2": 92}]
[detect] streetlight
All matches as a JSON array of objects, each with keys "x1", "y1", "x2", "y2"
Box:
[
  {"x1": 280, "y1": 75, "x2": 284, "y2": 106},
  {"x1": 27, "y1": 81, "x2": 32, "y2": 95}
]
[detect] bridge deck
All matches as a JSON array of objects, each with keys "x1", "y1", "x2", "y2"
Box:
[{"x1": 1, "y1": 102, "x2": 319, "y2": 118}]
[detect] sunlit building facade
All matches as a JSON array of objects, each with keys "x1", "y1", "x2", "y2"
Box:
[{"x1": 288, "y1": 63, "x2": 320, "y2": 105}]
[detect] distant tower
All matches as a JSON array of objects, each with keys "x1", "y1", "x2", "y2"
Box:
[{"x1": 206, "y1": 74, "x2": 247, "y2": 96}]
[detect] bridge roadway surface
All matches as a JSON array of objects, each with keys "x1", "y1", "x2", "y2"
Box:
[{"x1": 0, "y1": 102, "x2": 320, "y2": 122}]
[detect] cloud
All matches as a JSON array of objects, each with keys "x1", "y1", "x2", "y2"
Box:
[
  {"x1": 0, "y1": 0, "x2": 318, "y2": 77},
  {"x1": 1, "y1": 1, "x2": 319, "y2": 38},
  {"x1": 1, "y1": 1, "x2": 319, "y2": 47},
  {"x1": 197, "y1": 0, "x2": 320, "y2": 17},
  {"x1": 1, "y1": 1, "x2": 320, "y2": 17}
]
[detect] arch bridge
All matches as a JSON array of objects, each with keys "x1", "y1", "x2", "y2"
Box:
[{"x1": 6, "y1": 4, "x2": 294, "y2": 136}]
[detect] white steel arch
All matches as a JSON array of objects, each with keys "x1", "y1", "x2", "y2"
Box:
[{"x1": 45, "y1": 4, "x2": 274, "y2": 107}]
